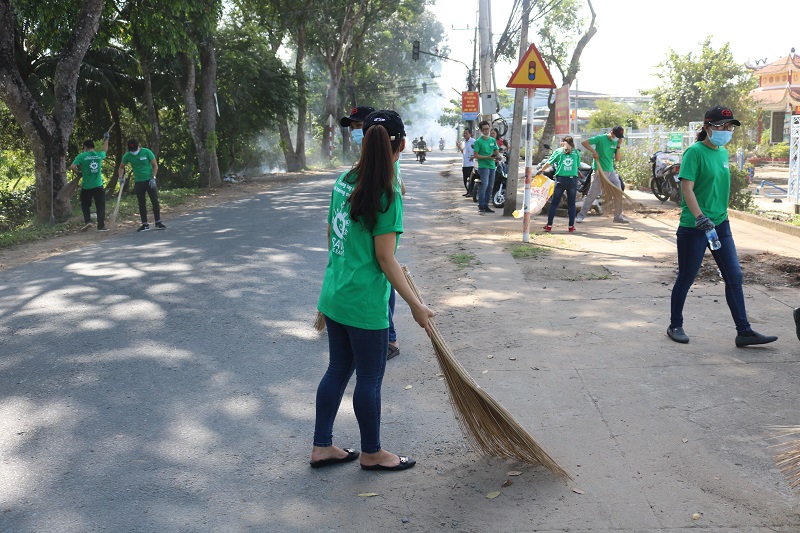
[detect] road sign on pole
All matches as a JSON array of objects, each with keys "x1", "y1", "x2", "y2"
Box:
[{"x1": 506, "y1": 43, "x2": 556, "y2": 89}]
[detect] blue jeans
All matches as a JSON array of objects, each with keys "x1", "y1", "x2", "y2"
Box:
[
  {"x1": 477, "y1": 167, "x2": 495, "y2": 209},
  {"x1": 546, "y1": 176, "x2": 578, "y2": 226},
  {"x1": 670, "y1": 219, "x2": 751, "y2": 333},
  {"x1": 314, "y1": 317, "x2": 388, "y2": 453},
  {"x1": 388, "y1": 288, "x2": 396, "y2": 343}
]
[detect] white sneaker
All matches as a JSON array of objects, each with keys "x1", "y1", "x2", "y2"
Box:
[
  {"x1": 575, "y1": 213, "x2": 586, "y2": 223},
  {"x1": 613, "y1": 215, "x2": 630, "y2": 224}
]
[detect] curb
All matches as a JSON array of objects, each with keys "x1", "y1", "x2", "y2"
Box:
[{"x1": 729, "y1": 209, "x2": 800, "y2": 238}]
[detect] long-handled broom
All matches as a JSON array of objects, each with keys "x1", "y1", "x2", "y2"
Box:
[
  {"x1": 768, "y1": 425, "x2": 800, "y2": 492},
  {"x1": 594, "y1": 167, "x2": 641, "y2": 216},
  {"x1": 108, "y1": 169, "x2": 126, "y2": 226},
  {"x1": 401, "y1": 266, "x2": 570, "y2": 479}
]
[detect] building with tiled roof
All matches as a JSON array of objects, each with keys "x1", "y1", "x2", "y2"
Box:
[{"x1": 747, "y1": 48, "x2": 800, "y2": 143}]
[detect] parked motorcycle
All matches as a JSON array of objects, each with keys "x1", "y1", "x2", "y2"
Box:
[
  {"x1": 439, "y1": 138, "x2": 445, "y2": 151},
  {"x1": 466, "y1": 153, "x2": 508, "y2": 206},
  {"x1": 650, "y1": 151, "x2": 682, "y2": 206}
]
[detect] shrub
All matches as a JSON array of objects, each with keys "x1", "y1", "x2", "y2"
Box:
[
  {"x1": 729, "y1": 166, "x2": 754, "y2": 211},
  {"x1": 0, "y1": 184, "x2": 36, "y2": 231},
  {"x1": 768, "y1": 142, "x2": 790, "y2": 159},
  {"x1": 616, "y1": 146, "x2": 652, "y2": 189}
]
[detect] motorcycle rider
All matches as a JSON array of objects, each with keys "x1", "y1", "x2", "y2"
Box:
[{"x1": 416, "y1": 136, "x2": 428, "y2": 162}]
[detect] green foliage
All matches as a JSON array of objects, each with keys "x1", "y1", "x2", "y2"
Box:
[
  {"x1": 616, "y1": 147, "x2": 651, "y2": 190},
  {"x1": 729, "y1": 165, "x2": 754, "y2": 211},
  {"x1": 588, "y1": 100, "x2": 640, "y2": 131},
  {"x1": 0, "y1": 185, "x2": 36, "y2": 232},
  {"x1": 645, "y1": 38, "x2": 756, "y2": 136},
  {"x1": 768, "y1": 142, "x2": 790, "y2": 159},
  {"x1": 534, "y1": 0, "x2": 585, "y2": 78},
  {"x1": 438, "y1": 99, "x2": 463, "y2": 128},
  {"x1": 0, "y1": 149, "x2": 36, "y2": 191}
]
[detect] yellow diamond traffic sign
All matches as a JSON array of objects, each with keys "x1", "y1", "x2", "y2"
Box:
[{"x1": 506, "y1": 43, "x2": 556, "y2": 89}]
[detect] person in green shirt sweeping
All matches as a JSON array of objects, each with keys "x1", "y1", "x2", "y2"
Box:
[
  {"x1": 312, "y1": 110, "x2": 433, "y2": 472},
  {"x1": 69, "y1": 133, "x2": 110, "y2": 231},
  {"x1": 119, "y1": 139, "x2": 165, "y2": 232},
  {"x1": 541, "y1": 135, "x2": 581, "y2": 232},
  {"x1": 577, "y1": 125, "x2": 628, "y2": 224}
]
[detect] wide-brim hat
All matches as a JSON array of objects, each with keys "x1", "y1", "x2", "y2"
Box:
[
  {"x1": 362, "y1": 110, "x2": 405, "y2": 141},
  {"x1": 704, "y1": 105, "x2": 741, "y2": 127},
  {"x1": 340, "y1": 106, "x2": 376, "y2": 127}
]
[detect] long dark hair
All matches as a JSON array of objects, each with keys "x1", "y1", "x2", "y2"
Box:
[
  {"x1": 695, "y1": 126, "x2": 708, "y2": 142},
  {"x1": 347, "y1": 125, "x2": 397, "y2": 231}
]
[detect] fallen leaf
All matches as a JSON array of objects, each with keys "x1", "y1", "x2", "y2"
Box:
[
  {"x1": 486, "y1": 491, "x2": 501, "y2": 499},
  {"x1": 482, "y1": 370, "x2": 488, "y2": 374},
  {"x1": 692, "y1": 513, "x2": 701, "y2": 520},
  {"x1": 571, "y1": 487, "x2": 585, "y2": 494},
  {"x1": 404, "y1": 385, "x2": 412, "y2": 390},
  {"x1": 358, "y1": 493, "x2": 379, "y2": 497},
  {"x1": 506, "y1": 471, "x2": 522, "y2": 476},
  {"x1": 501, "y1": 479, "x2": 513, "y2": 487},
  {"x1": 682, "y1": 438, "x2": 688, "y2": 443},
  {"x1": 487, "y1": 354, "x2": 494, "y2": 359},
  {"x1": 437, "y1": 377, "x2": 444, "y2": 381}
]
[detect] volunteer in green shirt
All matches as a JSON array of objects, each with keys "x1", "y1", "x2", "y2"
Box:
[
  {"x1": 69, "y1": 134, "x2": 109, "y2": 231},
  {"x1": 541, "y1": 135, "x2": 581, "y2": 232},
  {"x1": 667, "y1": 105, "x2": 777, "y2": 347},
  {"x1": 577, "y1": 125, "x2": 628, "y2": 223},
  {"x1": 119, "y1": 139, "x2": 165, "y2": 232},
  {"x1": 473, "y1": 120, "x2": 500, "y2": 214},
  {"x1": 312, "y1": 110, "x2": 433, "y2": 472}
]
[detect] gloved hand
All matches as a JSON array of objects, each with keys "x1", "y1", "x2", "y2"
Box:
[
  {"x1": 103, "y1": 131, "x2": 110, "y2": 140},
  {"x1": 695, "y1": 215, "x2": 715, "y2": 232},
  {"x1": 149, "y1": 178, "x2": 156, "y2": 189}
]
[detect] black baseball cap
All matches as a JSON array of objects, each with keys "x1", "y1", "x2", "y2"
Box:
[
  {"x1": 127, "y1": 139, "x2": 139, "y2": 151},
  {"x1": 340, "y1": 106, "x2": 376, "y2": 127},
  {"x1": 611, "y1": 125, "x2": 625, "y2": 139},
  {"x1": 362, "y1": 110, "x2": 405, "y2": 141},
  {"x1": 704, "y1": 105, "x2": 741, "y2": 127}
]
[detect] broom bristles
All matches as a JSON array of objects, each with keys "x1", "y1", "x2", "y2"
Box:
[
  {"x1": 56, "y1": 176, "x2": 81, "y2": 202},
  {"x1": 313, "y1": 311, "x2": 326, "y2": 332},
  {"x1": 403, "y1": 266, "x2": 570, "y2": 480},
  {"x1": 768, "y1": 425, "x2": 800, "y2": 491},
  {"x1": 595, "y1": 167, "x2": 641, "y2": 216}
]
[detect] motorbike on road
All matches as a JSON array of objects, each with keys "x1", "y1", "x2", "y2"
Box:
[
  {"x1": 650, "y1": 151, "x2": 682, "y2": 206},
  {"x1": 439, "y1": 138, "x2": 445, "y2": 151}
]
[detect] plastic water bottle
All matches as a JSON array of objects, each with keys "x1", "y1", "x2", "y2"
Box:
[{"x1": 705, "y1": 228, "x2": 721, "y2": 250}]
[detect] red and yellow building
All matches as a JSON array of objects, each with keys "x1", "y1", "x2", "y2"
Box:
[{"x1": 748, "y1": 49, "x2": 800, "y2": 143}]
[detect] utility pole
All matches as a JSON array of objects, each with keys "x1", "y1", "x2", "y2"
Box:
[
  {"x1": 478, "y1": 0, "x2": 493, "y2": 123},
  {"x1": 503, "y1": 0, "x2": 530, "y2": 217}
]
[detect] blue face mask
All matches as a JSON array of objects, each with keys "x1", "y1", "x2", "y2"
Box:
[
  {"x1": 351, "y1": 129, "x2": 364, "y2": 145},
  {"x1": 708, "y1": 129, "x2": 733, "y2": 147}
]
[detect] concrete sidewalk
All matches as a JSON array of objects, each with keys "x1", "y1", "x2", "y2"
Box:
[{"x1": 394, "y1": 152, "x2": 800, "y2": 531}]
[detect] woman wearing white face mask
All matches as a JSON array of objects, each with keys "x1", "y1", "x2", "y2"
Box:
[{"x1": 667, "y1": 105, "x2": 777, "y2": 347}]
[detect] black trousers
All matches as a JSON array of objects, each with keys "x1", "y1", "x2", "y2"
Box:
[
  {"x1": 80, "y1": 186, "x2": 106, "y2": 228},
  {"x1": 133, "y1": 180, "x2": 161, "y2": 224}
]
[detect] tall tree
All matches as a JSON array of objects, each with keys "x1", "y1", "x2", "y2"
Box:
[
  {"x1": 645, "y1": 37, "x2": 756, "y2": 131},
  {"x1": 535, "y1": 0, "x2": 596, "y2": 159},
  {"x1": 0, "y1": 0, "x2": 105, "y2": 222}
]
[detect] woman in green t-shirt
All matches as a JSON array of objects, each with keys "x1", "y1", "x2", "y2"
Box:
[
  {"x1": 668, "y1": 105, "x2": 777, "y2": 347},
  {"x1": 541, "y1": 136, "x2": 581, "y2": 232},
  {"x1": 312, "y1": 110, "x2": 434, "y2": 472}
]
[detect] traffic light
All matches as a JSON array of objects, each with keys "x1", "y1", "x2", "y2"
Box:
[
  {"x1": 412, "y1": 40, "x2": 420, "y2": 61},
  {"x1": 422, "y1": 83, "x2": 427, "y2": 94}
]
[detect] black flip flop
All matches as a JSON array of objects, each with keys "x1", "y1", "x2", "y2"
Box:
[
  {"x1": 387, "y1": 344, "x2": 400, "y2": 360},
  {"x1": 309, "y1": 448, "x2": 360, "y2": 468},
  {"x1": 360, "y1": 455, "x2": 416, "y2": 471}
]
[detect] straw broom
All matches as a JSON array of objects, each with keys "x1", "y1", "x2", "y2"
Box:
[
  {"x1": 312, "y1": 272, "x2": 570, "y2": 479},
  {"x1": 402, "y1": 266, "x2": 570, "y2": 479},
  {"x1": 594, "y1": 167, "x2": 641, "y2": 216},
  {"x1": 768, "y1": 425, "x2": 800, "y2": 492}
]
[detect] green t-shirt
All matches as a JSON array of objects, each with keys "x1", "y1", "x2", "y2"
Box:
[
  {"x1": 587, "y1": 133, "x2": 619, "y2": 172},
  {"x1": 547, "y1": 147, "x2": 580, "y2": 177},
  {"x1": 473, "y1": 136, "x2": 499, "y2": 169},
  {"x1": 121, "y1": 148, "x2": 156, "y2": 181},
  {"x1": 678, "y1": 141, "x2": 730, "y2": 227},
  {"x1": 72, "y1": 151, "x2": 106, "y2": 189},
  {"x1": 318, "y1": 169, "x2": 404, "y2": 330}
]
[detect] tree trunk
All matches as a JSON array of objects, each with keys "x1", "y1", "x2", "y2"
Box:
[
  {"x1": 535, "y1": 0, "x2": 597, "y2": 161},
  {"x1": 321, "y1": 66, "x2": 343, "y2": 159},
  {"x1": 0, "y1": 0, "x2": 104, "y2": 222},
  {"x1": 199, "y1": 40, "x2": 221, "y2": 187},
  {"x1": 141, "y1": 54, "x2": 160, "y2": 157},
  {"x1": 278, "y1": 21, "x2": 306, "y2": 172}
]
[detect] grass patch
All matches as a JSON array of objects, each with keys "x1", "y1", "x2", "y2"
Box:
[
  {"x1": 510, "y1": 244, "x2": 550, "y2": 259},
  {"x1": 0, "y1": 186, "x2": 202, "y2": 249},
  {"x1": 450, "y1": 252, "x2": 479, "y2": 269}
]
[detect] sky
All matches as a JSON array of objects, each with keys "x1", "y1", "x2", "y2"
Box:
[{"x1": 427, "y1": 0, "x2": 799, "y2": 97}]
